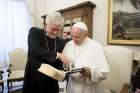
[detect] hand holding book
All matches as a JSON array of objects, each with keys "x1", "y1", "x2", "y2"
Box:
[
  {"x1": 79, "y1": 67, "x2": 91, "y2": 78},
  {"x1": 38, "y1": 63, "x2": 84, "y2": 81}
]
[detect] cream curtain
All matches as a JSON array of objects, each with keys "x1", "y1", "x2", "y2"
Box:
[{"x1": 0, "y1": 0, "x2": 31, "y2": 66}]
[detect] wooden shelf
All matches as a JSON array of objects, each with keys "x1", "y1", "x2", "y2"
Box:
[{"x1": 58, "y1": 1, "x2": 96, "y2": 38}]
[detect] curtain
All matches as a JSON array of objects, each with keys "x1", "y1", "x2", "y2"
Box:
[{"x1": 0, "y1": 0, "x2": 31, "y2": 66}]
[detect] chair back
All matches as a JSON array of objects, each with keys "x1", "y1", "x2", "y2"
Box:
[
  {"x1": 9, "y1": 48, "x2": 27, "y2": 71},
  {"x1": 102, "y1": 45, "x2": 133, "y2": 93}
]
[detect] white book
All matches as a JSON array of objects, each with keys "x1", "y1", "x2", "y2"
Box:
[
  {"x1": 38, "y1": 63, "x2": 84, "y2": 81},
  {"x1": 38, "y1": 64, "x2": 65, "y2": 80}
]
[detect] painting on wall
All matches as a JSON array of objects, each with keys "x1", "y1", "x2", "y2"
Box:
[{"x1": 108, "y1": 0, "x2": 140, "y2": 45}]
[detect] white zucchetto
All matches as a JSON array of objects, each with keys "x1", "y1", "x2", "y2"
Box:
[{"x1": 73, "y1": 22, "x2": 88, "y2": 31}]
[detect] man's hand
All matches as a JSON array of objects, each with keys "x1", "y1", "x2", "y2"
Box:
[
  {"x1": 57, "y1": 52, "x2": 70, "y2": 64},
  {"x1": 80, "y1": 67, "x2": 91, "y2": 78}
]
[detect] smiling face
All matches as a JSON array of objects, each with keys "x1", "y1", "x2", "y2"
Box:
[
  {"x1": 45, "y1": 12, "x2": 64, "y2": 39},
  {"x1": 70, "y1": 27, "x2": 87, "y2": 46},
  {"x1": 46, "y1": 23, "x2": 61, "y2": 38}
]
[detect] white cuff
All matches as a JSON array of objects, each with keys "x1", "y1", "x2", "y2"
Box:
[{"x1": 56, "y1": 52, "x2": 59, "y2": 59}]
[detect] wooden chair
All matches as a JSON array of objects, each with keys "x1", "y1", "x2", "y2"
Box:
[
  {"x1": 8, "y1": 48, "x2": 27, "y2": 92},
  {"x1": 0, "y1": 70, "x2": 4, "y2": 93}
]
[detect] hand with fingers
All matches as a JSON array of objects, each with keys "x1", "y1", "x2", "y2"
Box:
[{"x1": 57, "y1": 52, "x2": 70, "y2": 65}]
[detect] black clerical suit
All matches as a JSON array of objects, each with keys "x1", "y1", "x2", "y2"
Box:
[{"x1": 23, "y1": 27, "x2": 65, "y2": 93}]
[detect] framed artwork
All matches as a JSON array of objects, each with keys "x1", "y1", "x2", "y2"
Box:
[{"x1": 108, "y1": 0, "x2": 140, "y2": 45}]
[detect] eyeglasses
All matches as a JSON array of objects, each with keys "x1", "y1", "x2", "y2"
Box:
[{"x1": 51, "y1": 27, "x2": 60, "y2": 32}]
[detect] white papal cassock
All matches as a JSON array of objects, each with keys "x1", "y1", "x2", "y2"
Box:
[{"x1": 63, "y1": 37, "x2": 110, "y2": 93}]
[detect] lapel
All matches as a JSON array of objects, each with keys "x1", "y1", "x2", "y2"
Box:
[{"x1": 38, "y1": 29, "x2": 48, "y2": 49}]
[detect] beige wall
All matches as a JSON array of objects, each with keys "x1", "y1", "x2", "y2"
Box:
[{"x1": 25, "y1": 0, "x2": 140, "y2": 52}]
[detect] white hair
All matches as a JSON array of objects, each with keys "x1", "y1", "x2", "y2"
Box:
[{"x1": 45, "y1": 12, "x2": 64, "y2": 28}]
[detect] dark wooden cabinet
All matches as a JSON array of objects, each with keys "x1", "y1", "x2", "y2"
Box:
[{"x1": 59, "y1": 1, "x2": 96, "y2": 38}]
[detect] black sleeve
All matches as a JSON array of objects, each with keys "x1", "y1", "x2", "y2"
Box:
[{"x1": 28, "y1": 27, "x2": 57, "y2": 63}]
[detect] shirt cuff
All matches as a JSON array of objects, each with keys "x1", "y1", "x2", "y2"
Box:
[{"x1": 56, "y1": 52, "x2": 59, "y2": 59}]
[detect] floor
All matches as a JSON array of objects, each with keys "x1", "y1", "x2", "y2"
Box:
[
  {"x1": 10, "y1": 90, "x2": 22, "y2": 93},
  {"x1": 0, "y1": 81, "x2": 66, "y2": 93}
]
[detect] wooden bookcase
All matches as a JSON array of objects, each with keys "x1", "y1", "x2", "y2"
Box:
[{"x1": 58, "y1": 1, "x2": 96, "y2": 38}]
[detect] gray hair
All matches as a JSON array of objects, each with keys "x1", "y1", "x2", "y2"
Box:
[{"x1": 46, "y1": 12, "x2": 64, "y2": 28}]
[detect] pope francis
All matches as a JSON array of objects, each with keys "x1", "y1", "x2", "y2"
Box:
[{"x1": 63, "y1": 22, "x2": 110, "y2": 93}]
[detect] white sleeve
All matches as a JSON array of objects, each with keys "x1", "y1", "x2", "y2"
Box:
[{"x1": 86, "y1": 46, "x2": 110, "y2": 83}]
